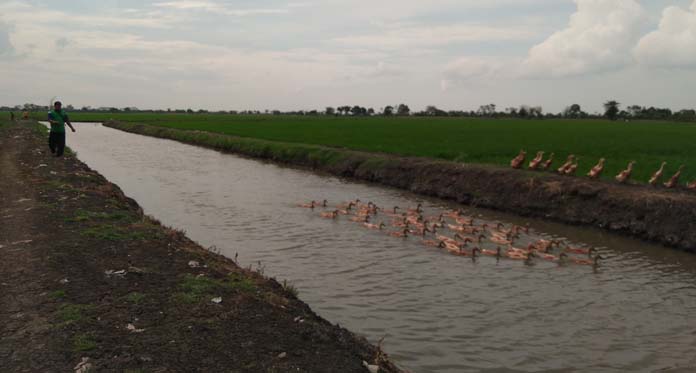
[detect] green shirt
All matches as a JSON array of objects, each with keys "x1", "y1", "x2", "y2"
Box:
[{"x1": 48, "y1": 110, "x2": 69, "y2": 133}]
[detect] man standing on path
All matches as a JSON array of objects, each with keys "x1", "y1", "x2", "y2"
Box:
[{"x1": 47, "y1": 101, "x2": 75, "y2": 157}]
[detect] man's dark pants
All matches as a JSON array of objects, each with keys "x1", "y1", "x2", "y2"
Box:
[{"x1": 48, "y1": 131, "x2": 66, "y2": 157}]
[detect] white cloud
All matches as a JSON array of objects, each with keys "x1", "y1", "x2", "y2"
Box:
[
  {"x1": 440, "y1": 57, "x2": 509, "y2": 91},
  {"x1": 0, "y1": 19, "x2": 14, "y2": 56},
  {"x1": 153, "y1": 0, "x2": 289, "y2": 16},
  {"x1": 635, "y1": 1, "x2": 696, "y2": 68},
  {"x1": 521, "y1": 0, "x2": 647, "y2": 77}
]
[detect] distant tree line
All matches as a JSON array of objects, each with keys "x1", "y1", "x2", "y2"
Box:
[{"x1": 4, "y1": 100, "x2": 696, "y2": 122}]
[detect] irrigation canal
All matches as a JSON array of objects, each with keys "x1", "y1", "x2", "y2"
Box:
[{"x1": 63, "y1": 123, "x2": 696, "y2": 372}]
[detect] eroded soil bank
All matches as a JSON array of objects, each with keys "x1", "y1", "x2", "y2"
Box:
[
  {"x1": 0, "y1": 120, "x2": 400, "y2": 372},
  {"x1": 105, "y1": 121, "x2": 696, "y2": 252}
]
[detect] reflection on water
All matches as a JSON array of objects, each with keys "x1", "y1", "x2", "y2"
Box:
[{"x1": 66, "y1": 123, "x2": 696, "y2": 373}]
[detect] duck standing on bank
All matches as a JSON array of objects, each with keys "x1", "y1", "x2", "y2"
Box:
[
  {"x1": 557, "y1": 155, "x2": 575, "y2": 174},
  {"x1": 541, "y1": 153, "x2": 555, "y2": 171},
  {"x1": 615, "y1": 161, "x2": 636, "y2": 183},
  {"x1": 564, "y1": 158, "x2": 580, "y2": 176},
  {"x1": 587, "y1": 158, "x2": 605, "y2": 179},
  {"x1": 528, "y1": 151, "x2": 544, "y2": 170},
  {"x1": 664, "y1": 165, "x2": 685, "y2": 188},
  {"x1": 648, "y1": 162, "x2": 667, "y2": 186},
  {"x1": 510, "y1": 150, "x2": 526, "y2": 169}
]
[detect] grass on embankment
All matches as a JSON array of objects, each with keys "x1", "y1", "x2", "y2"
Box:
[{"x1": 64, "y1": 112, "x2": 696, "y2": 184}]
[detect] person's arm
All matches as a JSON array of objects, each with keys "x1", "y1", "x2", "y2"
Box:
[
  {"x1": 65, "y1": 114, "x2": 75, "y2": 132},
  {"x1": 47, "y1": 112, "x2": 59, "y2": 125}
]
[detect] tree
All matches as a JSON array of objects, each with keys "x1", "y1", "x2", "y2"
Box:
[
  {"x1": 383, "y1": 106, "x2": 394, "y2": 116},
  {"x1": 325, "y1": 107, "x2": 335, "y2": 115},
  {"x1": 396, "y1": 103, "x2": 410, "y2": 116},
  {"x1": 518, "y1": 105, "x2": 529, "y2": 118},
  {"x1": 529, "y1": 106, "x2": 543, "y2": 118},
  {"x1": 478, "y1": 103, "x2": 496, "y2": 116},
  {"x1": 367, "y1": 108, "x2": 375, "y2": 116},
  {"x1": 604, "y1": 100, "x2": 620, "y2": 120},
  {"x1": 425, "y1": 105, "x2": 447, "y2": 116},
  {"x1": 563, "y1": 104, "x2": 583, "y2": 118}
]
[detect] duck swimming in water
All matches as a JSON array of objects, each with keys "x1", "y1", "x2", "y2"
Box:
[
  {"x1": 320, "y1": 210, "x2": 339, "y2": 219},
  {"x1": 388, "y1": 228, "x2": 410, "y2": 238},
  {"x1": 299, "y1": 200, "x2": 316, "y2": 209},
  {"x1": 364, "y1": 221, "x2": 386, "y2": 230}
]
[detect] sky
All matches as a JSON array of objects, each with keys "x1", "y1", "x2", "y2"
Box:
[{"x1": 1, "y1": 0, "x2": 696, "y2": 113}]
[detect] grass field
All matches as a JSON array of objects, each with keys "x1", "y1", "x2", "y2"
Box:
[{"x1": 62, "y1": 112, "x2": 696, "y2": 184}]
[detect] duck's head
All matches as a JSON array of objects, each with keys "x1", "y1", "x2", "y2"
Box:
[
  {"x1": 472, "y1": 247, "x2": 481, "y2": 259},
  {"x1": 393, "y1": 206, "x2": 399, "y2": 213},
  {"x1": 438, "y1": 241, "x2": 446, "y2": 249},
  {"x1": 593, "y1": 255, "x2": 605, "y2": 266}
]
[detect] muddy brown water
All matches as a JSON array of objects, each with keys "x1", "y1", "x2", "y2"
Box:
[{"x1": 59, "y1": 123, "x2": 696, "y2": 372}]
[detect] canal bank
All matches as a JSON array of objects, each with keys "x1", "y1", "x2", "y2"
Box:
[
  {"x1": 104, "y1": 120, "x2": 696, "y2": 252},
  {"x1": 0, "y1": 120, "x2": 400, "y2": 372}
]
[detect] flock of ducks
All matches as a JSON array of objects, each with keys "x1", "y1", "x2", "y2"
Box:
[
  {"x1": 511, "y1": 150, "x2": 694, "y2": 189},
  {"x1": 299, "y1": 199, "x2": 604, "y2": 267}
]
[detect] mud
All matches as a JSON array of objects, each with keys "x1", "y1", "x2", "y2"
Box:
[{"x1": 105, "y1": 121, "x2": 696, "y2": 252}]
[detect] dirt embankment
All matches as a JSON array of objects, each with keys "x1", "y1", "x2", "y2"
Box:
[
  {"x1": 105, "y1": 121, "x2": 696, "y2": 252},
  {"x1": 0, "y1": 121, "x2": 400, "y2": 372}
]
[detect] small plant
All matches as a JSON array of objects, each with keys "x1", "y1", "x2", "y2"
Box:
[
  {"x1": 57, "y1": 304, "x2": 92, "y2": 325},
  {"x1": 49, "y1": 290, "x2": 66, "y2": 300},
  {"x1": 73, "y1": 333, "x2": 97, "y2": 352},
  {"x1": 282, "y1": 280, "x2": 299, "y2": 297},
  {"x1": 125, "y1": 292, "x2": 145, "y2": 304}
]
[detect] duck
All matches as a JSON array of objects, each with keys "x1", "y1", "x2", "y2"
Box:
[
  {"x1": 388, "y1": 228, "x2": 410, "y2": 238},
  {"x1": 541, "y1": 153, "x2": 555, "y2": 171},
  {"x1": 564, "y1": 246, "x2": 597, "y2": 257},
  {"x1": 664, "y1": 165, "x2": 685, "y2": 188},
  {"x1": 437, "y1": 240, "x2": 463, "y2": 254},
  {"x1": 535, "y1": 251, "x2": 558, "y2": 261},
  {"x1": 558, "y1": 252, "x2": 570, "y2": 266},
  {"x1": 454, "y1": 216, "x2": 474, "y2": 226},
  {"x1": 480, "y1": 247, "x2": 502, "y2": 259},
  {"x1": 528, "y1": 151, "x2": 544, "y2": 170},
  {"x1": 407, "y1": 203, "x2": 423, "y2": 215},
  {"x1": 563, "y1": 158, "x2": 580, "y2": 176},
  {"x1": 350, "y1": 215, "x2": 370, "y2": 223},
  {"x1": 648, "y1": 162, "x2": 667, "y2": 186},
  {"x1": 489, "y1": 232, "x2": 512, "y2": 246},
  {"x1": 298, "y1": 200, "x2": 316, "y2": 209},
  {"x1": 570, "y1": 254, "x2": 603, "y2": 266},
  {"x1": 615, "y1": 161, "x2": 636, "y2": 183},
  {"x1": 364, "y1": 222, "x2": 386, "y2": 230},
  {"x1": 557, "y1": 155, "x2": 575, "y2": 174},
  {"x1": 510, "y1": 150, "x2": 526, "y2": 169},
  {"x1": 524, "y1": 252, "x2": 538, "y2": 266},
  {"x1": 587, "y1": 158, "x2": 605, "y2": 179},
  {"x1": 688, "y1": 180, "x2": 696, "y2": 190},
  {"x1": 320, "y1": 210, "x2": 339, "y2": 219},
  {"x1": 392, "y1": 216, "x2": 410, "y2": 228},
  {"x1": 471, "y1": 247, "x2": 481, "y2": 261}
]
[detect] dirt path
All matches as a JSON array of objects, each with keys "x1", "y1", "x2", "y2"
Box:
[
  {"x1": 0, "y1": 121, "x2": 399, "y2": 372},
  {"x1": 0, "y1": 124, "x2": 57, "y2": 371}
]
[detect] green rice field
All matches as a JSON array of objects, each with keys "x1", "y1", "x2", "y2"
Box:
[{"x1": 64, "y1": 112, "x2": 696, "y2": 184}]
